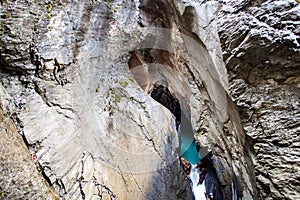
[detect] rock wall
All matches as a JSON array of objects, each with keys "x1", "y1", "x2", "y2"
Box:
[
  {"x1": 1, "y1": 0, "x2": 257, "y2": 199},
  {"x1": 218, "y1": 0, "x2": 300, "y2": 199},
  {"x1": 0, "y1": 84, "x2": 57, "y2": 199}
]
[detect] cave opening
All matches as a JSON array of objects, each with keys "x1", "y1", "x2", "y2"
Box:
[{"x1": 150, "y1": 84, "x2": 181, "y2": 130}]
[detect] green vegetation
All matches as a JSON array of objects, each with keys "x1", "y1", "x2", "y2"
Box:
[
  {"x1": 108, "y1": 87, "x2": 115, "y2": 95},
  {"x1": 0, "y1": 22, "x2": 4, "y2": 35},
  {"x1": 128, "y1": 76, "x2": 135, "y2": 83},
  {"x1": 90, "y1": 0, "x2": 102, "y2": 5},
  {"x1": 114, "y1": 93, "x2": 121, "y2": 103},
  {"x1": 120, "y1": 80, "x2": 128, "y2": 88},
  {"x1": 113, "y1": 5, "x2": 120, "y2": 12},
  {"x1": 108, "y1": 2, "x2": 113, "y2": 8},
  {"x1": 45, "y1": 1, "x2": 55, "y2": 18},
  {"x1": 104, "y1": 104, "x2": 114, "y2": 116},
  {"x1": 34, "y1": 1, "x2": 42, "y2": 5},
  {"x1": 103, "y1": 86, "x2": 123, "y2": 116},
  {"x1": 108, "y1": 87, "x2": 122, "y2": 103},
  {"x1": 101, "y1": 77, "x2": 132, "y2": 115}
]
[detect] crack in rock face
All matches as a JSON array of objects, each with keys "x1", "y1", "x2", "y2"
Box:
[{"x1": 150, "y1": 84, "x2": 181, "y2": 128}]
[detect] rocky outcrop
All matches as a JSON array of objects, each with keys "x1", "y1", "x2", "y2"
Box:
[
  {"x1": 218, "y1": 0, "x2": 300, "y2": 199},
  {"x1": 1, "y1": 0, "x2": 257, "y2": 199},
  {"x1": 0, "y1": 84, "x2": 57, "y2": 199}
]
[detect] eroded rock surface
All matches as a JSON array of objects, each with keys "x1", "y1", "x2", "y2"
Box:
[
  {"x1": 218, "y1": 0, "x2": 300, "y2": 199},
  {"x1": 0, "y1": 84, "x2": 57, "y2": 199},
  {"x1": 1, "y1": 0, "x2": 257, "y2": 199}
]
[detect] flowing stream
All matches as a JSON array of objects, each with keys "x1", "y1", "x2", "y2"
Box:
[
  {"x1": 179, "y1": 113, "x2": 209, "y2": 199},
  {"x1": 127, "y1": 54, "x2": 222, "y2": 199},
  {"x1": 190, "y1": 164, "x2": 207, "y2": 200}
]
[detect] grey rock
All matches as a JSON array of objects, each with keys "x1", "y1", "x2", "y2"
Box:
[
  {"x1": 0, "y1": 84, "x2": 58, "y2": 199},
  {"x1": 0, "y1": 0, "x2": 257, "y2": 199},
  {"x1": 218, "y1": 0, "x2": 300, "y2": 199}
]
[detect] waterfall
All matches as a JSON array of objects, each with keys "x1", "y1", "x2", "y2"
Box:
[
  {"x1": 189, "y1": 164, "x2": 207, "y2": 200},
  {"x1": 178, "y1": 116, "x2": 207, "y2": 199}
]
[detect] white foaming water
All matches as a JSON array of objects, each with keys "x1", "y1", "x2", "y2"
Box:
[{"x1": 189, "y1": 164, "x2": 207, "y2": 200}]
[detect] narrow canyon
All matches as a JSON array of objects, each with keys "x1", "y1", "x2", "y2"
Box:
[{"x1": 0, "y1": 0, "x2": 299, "y2": 199}]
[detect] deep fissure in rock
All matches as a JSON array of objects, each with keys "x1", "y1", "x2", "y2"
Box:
[
  {"x1": 150, "y1": 84, "x2": 181, "y2": 129},
  {"x1": 128, "y1": 50, "x2": 223, "y2": 199}
]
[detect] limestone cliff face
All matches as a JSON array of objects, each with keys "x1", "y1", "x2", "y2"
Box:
[
  {"x1": 218, "y1": 0, "x2": 300, "y2": 199},
  {"x1": 0, "y1": 85, "x2": 57, "y2": 199},
  {"x1": 1, "y1": 0, "x2": 257, "y2": 199}
]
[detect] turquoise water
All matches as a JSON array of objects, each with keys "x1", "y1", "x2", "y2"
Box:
[
  {"x1": 179, "y1": 114, "x2": 202, "y2": 165},
  {"x1": 180, "y1": 136, "x2": 202, "y2": 164}
]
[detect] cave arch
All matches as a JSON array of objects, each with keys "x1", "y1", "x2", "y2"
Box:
[{"x1": 150, "y1": 84, "x2": 181, "y2": 129}]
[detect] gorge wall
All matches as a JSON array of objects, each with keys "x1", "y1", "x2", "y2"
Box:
[
  {"x1": 1, "y1": 0, "x2": 298, "y2": 199},
  {"x1": 218, "y1": 0, "x2": 300, "y2": 199}
]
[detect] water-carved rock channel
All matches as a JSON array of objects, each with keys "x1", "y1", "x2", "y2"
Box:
[
  {"x1": 129, "y1": 51, "x2": 223, "y2": 199},
  {"x1": 153, "y1": 85, "x2": 223, "y2": 200}
]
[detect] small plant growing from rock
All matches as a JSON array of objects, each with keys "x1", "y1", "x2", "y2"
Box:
[
  {"x1": 90, "y1": 0, "x2": 102, "y2": 5},
  {"x1": 0, "y1": 23, "x2": 4, "y2": 35},
  {"x1": 120, "y1": 80, "x2": 128, "y2": 88},
  {"x1": 96, "y1": 84, "x2": 100, "y2": 92},
  {"x1": 108, "y1": 2, "x2": 113, "y2": 8},
  {"x1": 113, "y1": 5, "x2": 121, "y2": 12},
  {"x1": 114, "y1": 93, "x2": 121, "y2": 103},
  {"x1": 45, "y1": 1, "x2": 55, "y2": 18},
  {"x1": 129, "y1": 76, "x2": 135, "y2": 83},
  {"x1": 103, "y1": 86, "x2": 123, "y2": 116}
]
